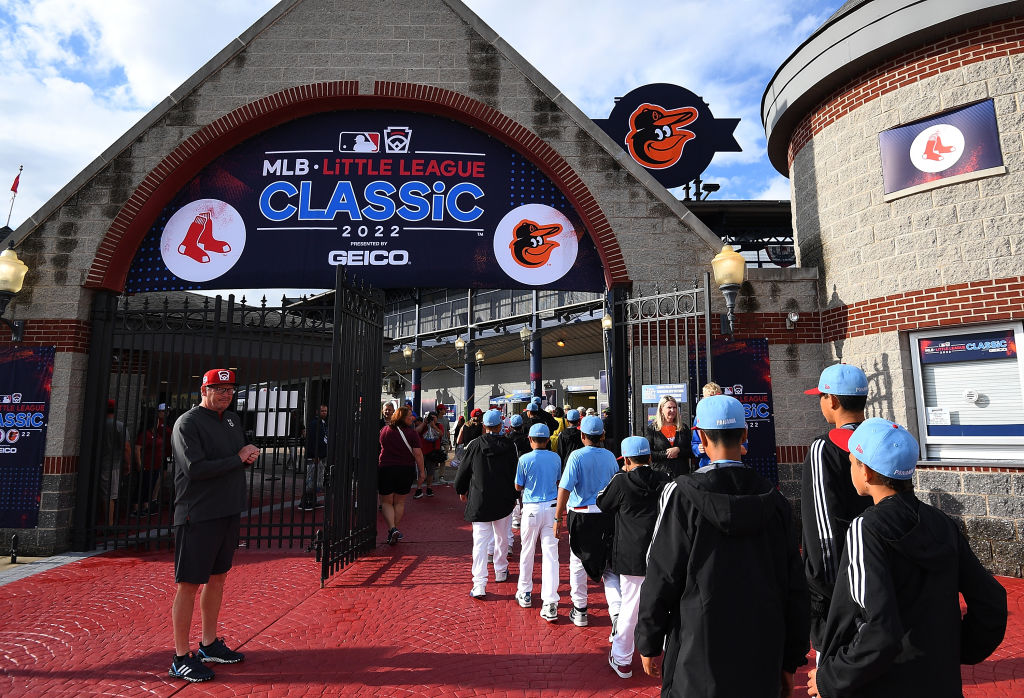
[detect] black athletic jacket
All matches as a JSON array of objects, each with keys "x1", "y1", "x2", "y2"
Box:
[
  {"x1": 455, "y1": 433, "x2": 518, "y2": 523},
  {"x1": 815, "y1": 492, "x2": 1007, "y2": 698},
  {"x1": 636, "y1": 466, "x2": 809, "y2": 697},
  {"x1": 644, "y1": 425, "x2": 690, "y2": 478},
  {"x1": 504, "y1": 428, "x2": 531, "y2": 459},
  {"x1": 595, "y1": 466, "x2": 670, "y2": 576},
  {"x1": 171, "y1": 406, "x2": 247, "y2": 526},
  {"x1": 556, "y1": 426, "x2": 583, "y2": 468},
  {"x1": 800, "y1": 427, "x2": 872, "y2": 618}
]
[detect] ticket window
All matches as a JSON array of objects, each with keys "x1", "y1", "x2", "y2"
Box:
[{"x1": 568, "y1": 391, "x2": 597, "y2": 413}]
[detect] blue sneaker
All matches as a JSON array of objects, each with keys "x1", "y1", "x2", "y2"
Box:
[
  {"x1": 169, "y1": 652, "x2": 214, "y2": 682},
  {"x1": 197, "y1": 637, "x2": 244, "y2": 664}
]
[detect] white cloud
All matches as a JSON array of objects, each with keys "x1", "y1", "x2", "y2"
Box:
[
  {"x1": 753, "y1": 174, "x2": 792, "y2": 200},
  {"x1": 0, "y1": 0, "x2": 839, "y2": 228}
]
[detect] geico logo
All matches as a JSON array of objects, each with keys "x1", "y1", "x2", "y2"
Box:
[
  {"x1": 0, "y1": 447, "x2": 16, "y2": 454},
  {"x1": 328, "y1": 250, "x2": 410, "y2": 266}
]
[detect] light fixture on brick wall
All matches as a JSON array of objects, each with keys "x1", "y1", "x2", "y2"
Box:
[
  {"x1": 786, "y1": 312, "x2": 800, "y2": 330},
  {"x1": 711, "y1": 244, "x2": 745, "y2": 337},
  {"x1": 0, "y1": 240, "x2": 28, "y2": 342}
]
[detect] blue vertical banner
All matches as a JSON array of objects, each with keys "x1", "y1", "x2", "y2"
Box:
[
  {"x1": 690, "y1": 338, "x2": 777, "y2": 483},
  {"x1": 0, "y1": 346, "x2": 55, "y2": 528}
]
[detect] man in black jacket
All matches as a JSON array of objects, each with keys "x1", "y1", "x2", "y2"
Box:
[
  {"x1": 597, "y1": 436, "x2": 670, "y2": 679},
  {"x1": 455, "y1": 409, "x2": 519, "y2": 599},
  {"x1": 637, "y1": 395, "x2": 809, "y2": 697},
  {"x1": 556, "y1": 409, "x2": 583, "y2": 469},
  {"x1": 808, "y1": 419, "x2": 1006, "y2": 698},
  {"x1": 168, "y1": 369, "x2": 260, "y2": 683},
  {"x1": 800, "y1": 364, "x2": 872, "y2": 650}
]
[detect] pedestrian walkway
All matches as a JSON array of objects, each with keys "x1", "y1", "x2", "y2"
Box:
[{"x1": 1, "y1": 484, "x2": 1021, "y2": 696}]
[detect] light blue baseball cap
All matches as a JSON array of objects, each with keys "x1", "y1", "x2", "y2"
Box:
[
  {"x1": 483, "y1": 409, "x2": 502, "y2": 427},
  {"x1": 806, "y1": 363, "x2": 869, "y2": 396},
  {"x1": 620, "y1": 436, "x2": 651, "y2": 458},
  {"x1": 830, "y1": 417, "x2": 918, "y2": 480},
  {"x1": 529, "y1": 423, "x2": 550, "y2": 438},
  {"x1": 566, "y1": 409, "x2": 581, "y2": 422},
  {"x1": 581, "y1": 415, "x2": 605, "y2": 436},
  {"x1": 527, "y1": 399, "x2": 541, "y2": 412},
  {"x1": 692, "y1": 394, "x2": 746, "y2": 431},
  {"x1": 510, "y1": 414, "x2": 524, "y2": 427}
]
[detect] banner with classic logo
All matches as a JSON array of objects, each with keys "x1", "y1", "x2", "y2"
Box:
[
  {"x1": 879, "y1": 100, "x2": 1005, "y2": 199},
  {"x1": 0, "y1": 346, "x2": 54, "y2": 528},
  {"x1": 689, "y1": 338, "x2": 777, "y2": 483},
  {"x1": 125, "y1": 110, "x2": 605, "y2": 292},
  {"x1": 918, "y1": 329, "x2": 1017, "y2": 365}
]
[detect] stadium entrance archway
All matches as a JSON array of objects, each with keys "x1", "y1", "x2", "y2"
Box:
[{"x1": 76, "y1": 84, "x2": 711, "y2": 582}]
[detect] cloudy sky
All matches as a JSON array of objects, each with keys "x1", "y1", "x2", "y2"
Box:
[{"x1": 0, "y1": 0, "x2": 843, "y2": 230}]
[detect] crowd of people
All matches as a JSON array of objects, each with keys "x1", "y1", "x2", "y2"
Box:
[
  {"x1": 162, "y1": 365, "x2": 1010, "y2": 696},
  {"x1": 381, "y1": 369, "x2": 1009, "y2": 697}
]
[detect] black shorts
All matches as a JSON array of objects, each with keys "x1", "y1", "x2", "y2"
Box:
[
  {"x1": 378, "y1": 465, "x2": 416, "y2": 496},
  {"x1": 174, "y1": 514, "x2": 241, "y2": 584}
]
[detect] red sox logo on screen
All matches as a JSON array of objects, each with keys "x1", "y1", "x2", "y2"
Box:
[{"x1": 910, "y1": 124, "x2": 964, "y2": 173}]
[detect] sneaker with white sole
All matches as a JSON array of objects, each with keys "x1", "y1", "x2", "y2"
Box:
[
  {"x1": 494, "y1": 570, "x2": 508, "y2": 583},
  {"x1": 608, "y1": 649, "x2": 632, "y2": 679},
  {"x1": 169, "y1": 652, "x2": 215, "y2": 683},
  {"x1": 540, "y1": 603, "x2": 557, "y2": 622},
  {"x1": 198, "y1": 637, "x2": 245, "y2": 664},
  {"x1": 470, "y1": 587, "x2": 486, "y2": 599},
  {"x1": 569, "y1": 606, "x2": 588, "y2": 627},
  {"x1": 515, "y1": 590, "x2": 532, "y2": 608}
]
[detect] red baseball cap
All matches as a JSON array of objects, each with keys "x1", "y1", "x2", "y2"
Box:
[
  {"x1": 202, "y1": 369, "x2": 236, "y2": 386},
  {"x1": 470, "y1": 408, "x2": 483, "y2": 418}
]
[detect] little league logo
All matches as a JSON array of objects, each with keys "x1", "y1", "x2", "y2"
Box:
[
  {"x1": 625, "y1": 103, "x2": 699, "y2": 170},
  {"x1": 160, "y1": 199, "x2": 245, "y2": 282},
  {"x1": 493, "y1": 204, "x2": 578, "y2": 286},
  {"x1": 910, "y1": 124, "x2": 964, "y2": 173}
]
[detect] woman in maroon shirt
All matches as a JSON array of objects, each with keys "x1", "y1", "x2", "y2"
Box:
[{"x1": 378, "y1": 406, "x2": 425, "y2": 544}]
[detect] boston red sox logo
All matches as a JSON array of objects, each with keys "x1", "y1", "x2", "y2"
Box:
[{"x1": 625, "y1": 103, "x2": 699, "y2": 170}]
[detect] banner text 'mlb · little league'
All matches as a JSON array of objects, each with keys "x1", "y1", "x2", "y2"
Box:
[{"x1": 258, "y1": 156, "x2": 487, "y2": 224}]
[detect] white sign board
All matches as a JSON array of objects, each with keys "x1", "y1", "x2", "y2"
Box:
[
  {"x1": 641, "y1": 383, "x2": 688, "y2": 404},
  {"x1": 926, "y1": 407, "x2": 951, "y2": 426}
]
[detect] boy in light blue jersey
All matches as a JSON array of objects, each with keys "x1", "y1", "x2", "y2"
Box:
[
  {"x1": 554, "y1": 415, "x2": 622, "y2": 628},
  {"x1": 514, "y1": 422, "x2": 562, "y2": 621}
]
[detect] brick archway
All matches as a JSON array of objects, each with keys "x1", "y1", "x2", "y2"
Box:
[{"x1": 86, "y1": 81, "x2": 629, "y2": 292}]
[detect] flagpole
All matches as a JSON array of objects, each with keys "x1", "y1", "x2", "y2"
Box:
[{"x1": 6, "y1": 165, "x2": 23, "y2": 227}]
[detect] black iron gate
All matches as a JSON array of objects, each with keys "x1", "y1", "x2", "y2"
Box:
[
  {"x1": 73, "y1": 288, "x2": 353, "y2": 556},
  {"x1": 318, "y1": 270, "x2": 384, "y2": 584},
  {"x1": 616, "y1": 276, "x2": 714, "y2": 435}
]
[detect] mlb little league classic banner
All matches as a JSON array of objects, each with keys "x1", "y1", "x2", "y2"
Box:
[
  {"x1": 879, "y1": 99, "x2": 1006, "y2": 200},
  {"x1": 125, "y1": 110, "x2": 606, "y2": 292},
  {"x1": 0, "y1": 346, "x2": 55, "y2": 529}
]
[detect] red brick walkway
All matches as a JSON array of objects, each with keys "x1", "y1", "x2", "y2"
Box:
[{"x1": 1, "y1": 484, "x2": 1021, "y2": 696}]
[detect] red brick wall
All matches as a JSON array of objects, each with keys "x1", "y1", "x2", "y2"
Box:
[
  {"x1": 44, "y1": 456, "x2": 78, "y2": 475},
  {"x1": 789, "y1": 17, "x2": 1024, "y2": 167},
  {"x1": 0, "y1": 319, "x2": 90, "y2": 352}
]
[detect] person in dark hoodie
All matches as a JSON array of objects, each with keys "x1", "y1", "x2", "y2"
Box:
[
  {"x1": 455, "y1": 409, "x2": 520, "y2": 599},
  {"x1": 807, "y1": 418, "x2": 1007, "y2": 698},
  {"x1": 556, "y1": 409, "x2": 584, "y2": 470},
  {"x1": 505, "y1": 413, "x2": 532, "y2": 458},
  {"x1": 636, "y1": 394, "x2": 809, "y2": 697},
  {"x1": 800, "y1": 364, "x2": 872, "y2": 653},
  {"x1": 596, "y1": 435, "x2": 670, "y2": 680}
]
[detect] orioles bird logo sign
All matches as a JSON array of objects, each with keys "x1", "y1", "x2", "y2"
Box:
[
  {"x1": 509, "y1": 219, "x2": 561, "y2": 268},
  {"x1": 625, "y1": 103, "x2": 699, "y2": 170}
]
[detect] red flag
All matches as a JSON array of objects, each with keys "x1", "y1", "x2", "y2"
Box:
[{"x1": 10, "y1": 173, "x2": 18, "y2": 194}]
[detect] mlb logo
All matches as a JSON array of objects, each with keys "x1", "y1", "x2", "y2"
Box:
[
  {"x1": 338, "y1": 132, "x2": 380, "y2": 153},
  {"x1": 723, "y1": 387, "x2": 733, "y2": 395},
  {"x1": 11, "y1": 393, "x2": 21, "y2": 403},
  {"x1": 0, "y1": 395, "x2": 10, "y2": 404},
  {"x1": 384, "y1": 126, "x2": 412, "y2": 153}
]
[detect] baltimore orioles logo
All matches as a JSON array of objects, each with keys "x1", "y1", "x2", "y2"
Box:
[
  {"x1": 625, "y1": 103, "x2": 699, "y2": 169},
  {"x1": 509, "y1": 219, "x2": 561, "y2": 268}
]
